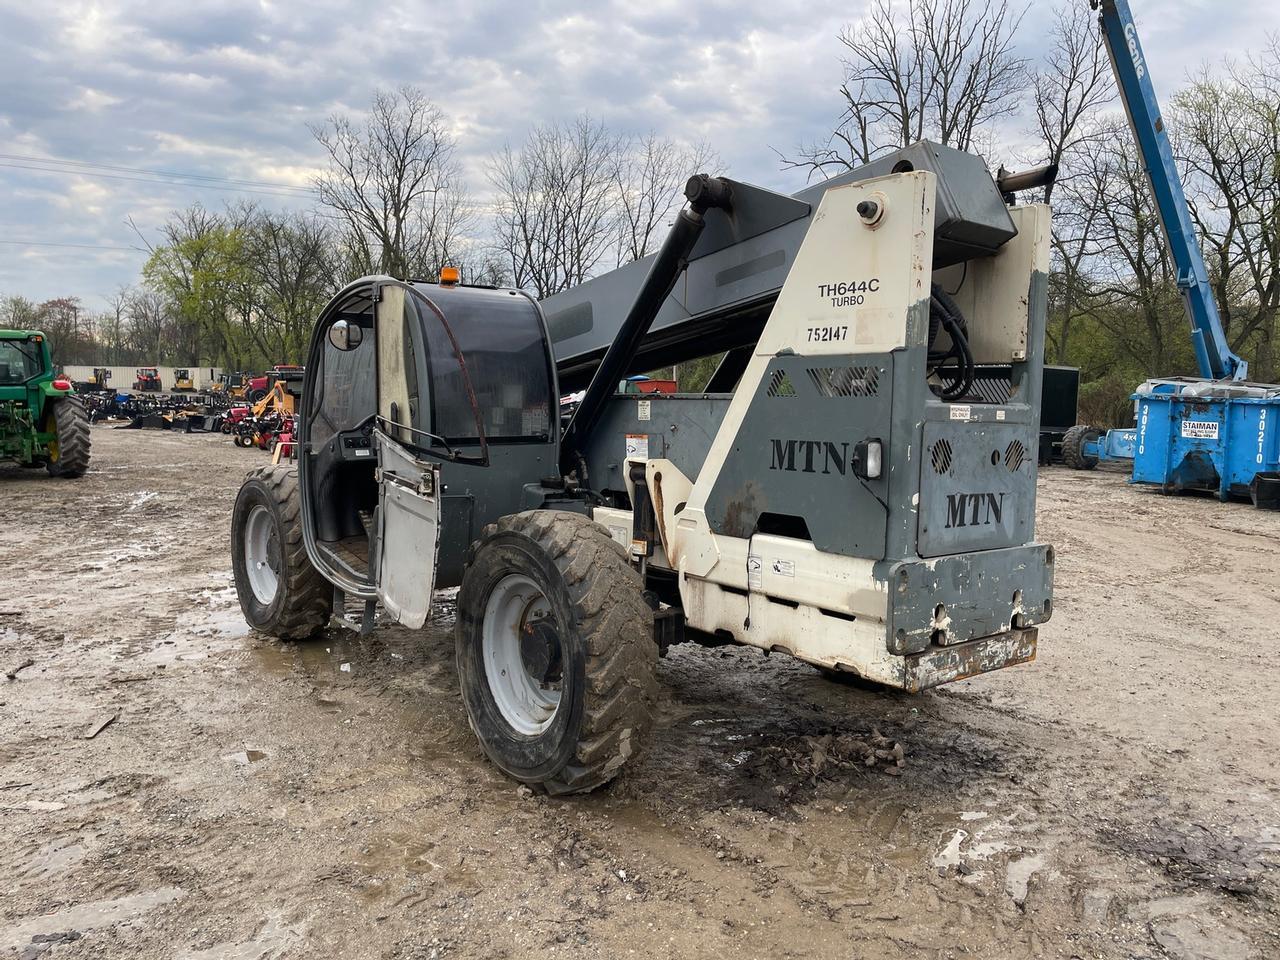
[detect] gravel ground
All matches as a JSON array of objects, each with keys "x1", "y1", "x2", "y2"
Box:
[{"x1": 1, "y1": 424, "x2": 1277, "y2": 960}]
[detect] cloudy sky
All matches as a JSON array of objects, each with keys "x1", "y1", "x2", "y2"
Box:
[{"x1": 0, "y1": 0, "x2": 1272, "y2": 309}]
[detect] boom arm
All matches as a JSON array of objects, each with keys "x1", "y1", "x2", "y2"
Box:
[{"x1": 1094, "y1": 0, "x2": 1247, "y2": 380}]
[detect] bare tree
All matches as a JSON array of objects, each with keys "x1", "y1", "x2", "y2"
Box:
[
  {"x1": 1174, "y1": 41, "x2": 1280, "y2": 379},
  {"x1": 1067, "y1": 118, "x2": 1189, "y2": 376},
  {"x1": 1031, "y1": 3, "x2": 1113, "y2": 205},
  {"x1": 1, "y1": 295, "x2": 39, "y2": 329},
  {"x1": 312, "y1": 86, "x2": 472, "y2": 279},
  {"x1": 614, "y1": 134, "x2": 720, "y2": 265},
  {"x1": 125, "y1": 289, "x2": 171, "y2": 362},
  {"x1": 489, "y1": 115, "x2": 622, "y2": 297},
  {"x1": 1031, "y1": 4, "x2": 1114, "y2": 362},
  {"x1": 240, "y1": 210, "x2": 338, "y2": 362},
  {"x1": 99, "y1": 287, "x2": 132, "y2": 365},
  {"x1": 783, "y1": 0, "x2": 1027, "y2": 178}
]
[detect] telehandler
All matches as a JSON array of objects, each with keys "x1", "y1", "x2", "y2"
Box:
[{"x1": 232, "y1": 142, "x2": 1055, "y2": 793}]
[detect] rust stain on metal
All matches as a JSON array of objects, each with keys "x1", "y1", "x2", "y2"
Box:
[
  {"x1": 719, "y1": 481, "x2": 766, "y2": 539},
  {"x1": 651, "y1": 470, "x2": 668, "y2": 552},
  {"x1": 903, "y1": 628, "x2": 1037, "y2": 693}
]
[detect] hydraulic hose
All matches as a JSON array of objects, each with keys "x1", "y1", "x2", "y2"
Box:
[{"x1": 928, "y1": 283, "x2": 975, "y2": 402}]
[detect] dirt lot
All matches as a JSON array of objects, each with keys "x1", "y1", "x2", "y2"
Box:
[{"x1": 2, "y1": 425, "x2": 1278, "y2": 960}]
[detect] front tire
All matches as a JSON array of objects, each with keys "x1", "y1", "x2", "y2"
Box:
[
  {"x1": 1062, "y1": 424, "x2": 1100, "y2": 470},
  {"x1": 456, "y1": 511, "x2": 656, "y2": 795},
  {"x1": 231, "y1": 465, "x2": 330, "y2": 639},
  {"x1": 45, "y1": 397, "x2": 91, "y2": 477}
]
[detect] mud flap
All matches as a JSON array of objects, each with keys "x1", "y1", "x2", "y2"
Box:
[{"x1": 373, "y1": 428, "x2": 441, "y2": 629}]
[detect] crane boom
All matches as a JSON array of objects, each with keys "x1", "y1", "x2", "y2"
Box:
[{"x1": 1095, "y1": 0, "x2": 1247, "y2": 381}]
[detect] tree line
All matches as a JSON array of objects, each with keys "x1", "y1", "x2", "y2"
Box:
[
  {"x1": 784, "y1": 0, "x2": 1279, "y2": 425},
  {"x1": 3, "y1": 0, "x2": 1277, "y2": 428}
]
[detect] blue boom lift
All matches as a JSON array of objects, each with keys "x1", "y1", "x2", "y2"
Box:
[{"x1": 1062, "y1": 0, "x2": 1280, "y2": 508}]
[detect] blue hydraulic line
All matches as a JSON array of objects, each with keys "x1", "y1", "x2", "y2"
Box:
[{"x1": 1094, "y1": 0, "x2": 1248, "y2": 381}]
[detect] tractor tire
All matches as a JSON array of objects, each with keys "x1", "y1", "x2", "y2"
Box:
[
  {"x1": 249, "y1": 389, "x2": 267, "y2": 404},
  {"x1": 456, "y1": 510, "x2": 657, "y2": 795},
  {"x1": 45, "y1": 397, "x2": 91, "y2": 478},
  {"x1": 231, "y1": 465, "x2": 330, "y2": 640},
  {"x1": 1062, "y1": 424, "x2": 1101, "y2": 470}
]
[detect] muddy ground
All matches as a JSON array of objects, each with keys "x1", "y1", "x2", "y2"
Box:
[{"x1": 1, "y1": 425, "x2": 1277, "y2": 960}]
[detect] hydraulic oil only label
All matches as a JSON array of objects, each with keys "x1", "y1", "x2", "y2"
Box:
[{"x1": 1181, "y1": 420, "x2": 1219, "y2": 440}]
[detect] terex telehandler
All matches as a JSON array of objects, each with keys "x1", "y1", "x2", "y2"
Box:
[{"x1": 231, "y1": 142, "x2": 1057, "y2": 793}]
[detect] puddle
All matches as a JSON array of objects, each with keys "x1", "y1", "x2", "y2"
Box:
[
  {"x1": 178, "y1": 914, "x2": 301, "y2": 960},
  {"x1": 141, "y1": 601, "x2": 251, "y2": 666},
  {"x1": 2, "y1": 799, "x2": 68, "y2": 812},
  {"x1": 79, "y1": 536, "x2": 174, "y2": 572},
  {"x1": 2, "y1": 886, "x2": 185, "y2": 949},
  {"x1": 934, "y1": 829, "x2": 968, "y2": 870},
  {"x1": 933, "y1": 817, "x2": 1019, "y2": 873},
  {"x1": 1005, "y1": 854, "x2": 1045, "y2": 903},
  {"x1": 127, "y1": 491, "x2": 159, "y2": 511},
  {"x1": 355, "y1": 832, "x2": 447, "y2": 878},
  {"x1": 17, "y1": 837, "x2": 89, "y2": 882},
  {"x1": 251, "y1": 635, "x2": 364, "y2": 677},
  {"x1": 224, "y1": 750, "x2": 268, "y2": 765}
]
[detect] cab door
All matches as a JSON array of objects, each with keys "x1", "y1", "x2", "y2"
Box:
[
  {"x1": 373, "y1": 426, "x2": 441, "y2": 628},
  {"x1": 373, "y1": 283, "x2": 440, "y2": 627}
]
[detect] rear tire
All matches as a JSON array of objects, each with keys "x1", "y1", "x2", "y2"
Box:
[
  {"x1": 45, "y1": 397, "x2": 91, "y2": 478},
  {"x1": 1062, "y1": 424, "x2": 1100, "y2": 470},
  {"x1": 456, "y1": 511, "x2": 656, "y2": 794},
  {"x1": 231, "y1": 465, "x2": 330, "y2": 639}
]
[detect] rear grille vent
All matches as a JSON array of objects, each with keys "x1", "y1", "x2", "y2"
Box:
[
  {"x1": 1005, "y1": 440, "x2": 1027, "y2": 471},
  {"x1": 766, "y1": 370, "x2": 797, "y2": 398},
  {"x1": 930, "y1": 438, "x2": 953, "y2": 474},
  {"x1": 806, "y1": 365, "x2": 880, "y2": 398}
]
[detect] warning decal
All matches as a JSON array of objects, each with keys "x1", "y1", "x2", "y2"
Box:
[{"x1": 625, "y1": 434, "x2": 649, "y2": 459}]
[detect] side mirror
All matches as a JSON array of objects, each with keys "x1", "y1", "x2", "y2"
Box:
[{"x1": 328, "y1": 319, "x2": 364, "y2": 351}]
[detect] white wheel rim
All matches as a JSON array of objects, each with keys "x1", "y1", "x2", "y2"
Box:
[
  {"x1": 482, "y1": 574, "x2": 563, "y2": 736},
  {"x1": 244, "y1": 504, "x2": 280, "y2": 605}
]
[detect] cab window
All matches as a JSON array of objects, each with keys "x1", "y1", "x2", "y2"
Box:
[
  {"x1": 312, "y1": 312, "x2": 375, "y2": 448},
  {"x1": 0, "y1": 340, "x2": 42, "y2": 384},
  {"x1": 423, "y1": 293, "x2": 553, "y2": 444}
]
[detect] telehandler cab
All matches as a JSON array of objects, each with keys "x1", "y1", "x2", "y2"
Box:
[
  {"x1": 0, "y1": 330, "x2": 91, "y2": 477},
  {"x1": 232, "y1": 142, "x2": 1056, "y2": 794}
]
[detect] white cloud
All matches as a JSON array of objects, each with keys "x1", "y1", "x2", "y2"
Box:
[{"x1": 0, "y1": 0, "x2": 1275, "y2": 303}]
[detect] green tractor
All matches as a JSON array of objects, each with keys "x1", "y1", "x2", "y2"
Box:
[{"x1": 0, "y1": 330, "x2": 91, "y2": 477}]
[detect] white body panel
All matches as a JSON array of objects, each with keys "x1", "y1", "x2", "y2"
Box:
[{"x1": 587, "y1": 173, "x2": 1052, "y2": 688}]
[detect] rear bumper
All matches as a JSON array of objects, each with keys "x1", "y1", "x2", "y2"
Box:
[
  {"x1": 886, "y1": 542, "x2": 1054, "y2": 655},
  {"x1": 901, "y1": 626, "x2": 1037, "y2": 692}
]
